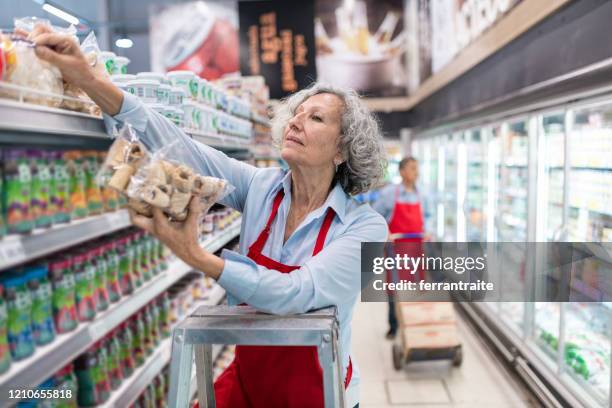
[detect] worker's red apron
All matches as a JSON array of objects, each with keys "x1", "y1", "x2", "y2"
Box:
[
  {"x1": 387, "y1": 186, "x2": 425, "y2": 283},
  {"x1": 212, "y1": 190, "x2": 352, "y2": 408}
]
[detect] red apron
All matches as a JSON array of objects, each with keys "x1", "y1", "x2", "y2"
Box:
[
  {"x1": 387, "y1": 185, "x2": 425, "y2": 282},
  {"x1": 212, "y1": 190, "x2": 352, "y2": 408}
]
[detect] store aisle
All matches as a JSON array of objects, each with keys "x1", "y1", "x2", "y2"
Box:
[{"x1": 351, "y1": 302, "x2": 539, "y2": 407}]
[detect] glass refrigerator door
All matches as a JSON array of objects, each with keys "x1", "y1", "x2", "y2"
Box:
[
  {"x1": 441, "y1": 134, "x2": 458, "y2": 241},
  {"x1": 463, "y1": 129, "x2": 486, "y2": 242},
  {"x1": 567, "y1": 103, "x2": 612, "y2": 242},
  {"x1": 420, "y1": 138, "x2": 438, "y2": 237},
  {"x1": 496, "y1": 120, "x2": 530, "y2": 332}
]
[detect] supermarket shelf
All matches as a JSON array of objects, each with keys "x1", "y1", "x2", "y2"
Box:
[
  {"x1": 251, "y1": 114, "x2": 271, "y2": 127},
  {"x1": 186, "y1": 129, "x2": 252, "y2": 151},
  {"x1": 0, "y1": 98, "x2": 108, "y2": 147},
  {"x1": 0, "y1": 210, "x2": 131, "y2": 271},
  {"x1": 0, "y1": 220, "x2": 240, "y2": 401},
  {"x1": 104, "y1": 285, "x2": 227, "y2": 407}
]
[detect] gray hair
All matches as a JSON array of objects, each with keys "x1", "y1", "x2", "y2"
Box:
[{"x1": 271, "y1": 82, "x2": 387, "y2": 195}]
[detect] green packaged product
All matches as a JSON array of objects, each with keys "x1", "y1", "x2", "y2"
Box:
[
  {"x1": 90, "y1": 247, "x2": 109, "y2": 311},
  {"x1": 73, "y1": 252, "x2": 97, "y2": 322},
  {"x1": 48, "y1": 258, "x2": 78, "y2": 333},
  {"x1": 130, "y1": 233, "x2": 143, "y2": 288},
  {"x1": 118, "y1": 323, "x2": 135, "y2": 378},
  {"x1": 157, "y1": 239, "x2": 167, "y2": 270},
  {"x1": 75, "y1": 347, "x2": 99, "y2": 406},
  {"x1": 140, "y1": 233, "x2": 152, "y2": 282},
  {"x1": 131, "y1": 314, "x2": 146, "y2": 366},
  {"x1": 155, "y1": 373, "x2": 166, "y2": 408},
  {"x1": 49, "y1": 151, "x2": 71, "y2": 224},
  {"x1": 103, "y1": 241, "x2": 121, "y2": 303},
  {"x1": 54, "y1": 363, "x2": 78, "y2": 408},
  {"x1": 157, "y1": 293, "x2": 171, "y2": 338},
  {"x1": 95, "y1": 340, "x2": 111, "y2": 403},
  {"x1": 106, "y1": 331, "x2": 123, "y2": 390},
  {"x1": 3, "y1": 273, "x2": 35, "y2": 361},
  {"x1": 142, "y1": 307, "x2": 153, "y2": 357},
  {"x1": 65, "y1": 151, "x2": 88, "y2": 220},
  {"x1": 117, "y1": 236, "x2": 134, "y2": 296},
  {"x1": 0, "y1": 155, "x2": 6, "y2": 238},
  {"x1": 83, "y1": 151, "x2": 103, "y2": 215},
  {"x1": 147, "y1": 235, "x2": 159, "y2": 275},
  {"x1": 146, "y1": 382, "x2": 156, "y2": 408},
  {"x1": 150, "y1": 302, "x2": 160, "y2": 347},
  {"x1": 4, "y1": 149, "x2": 33, "y2": 234},
  {"x1": 0, "y1": 285, "x2": 12, "y2": 374},
  {"x1": 25, "y1": 266, "x2": 55, "y2": 346},
  {"x1": 29, "y1": 150, "x2": 53, "y2": 229}
]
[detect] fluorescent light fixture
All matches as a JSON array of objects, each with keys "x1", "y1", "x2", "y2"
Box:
[
  {"x1": 42, "y1": 3, "x2": 79, "y2": 25},
  {"x1": 115, "y1": 38, "x2": 133, "y2": 48}
]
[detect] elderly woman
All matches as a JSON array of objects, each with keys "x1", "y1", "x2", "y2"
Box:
[{"x1": 30, "y1": 29, "x2": 387, "y2": 408}]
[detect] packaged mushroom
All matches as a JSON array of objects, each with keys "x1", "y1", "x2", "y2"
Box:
[{"x1": 97, "y1": 125, "x2": 232, "y2": 222}]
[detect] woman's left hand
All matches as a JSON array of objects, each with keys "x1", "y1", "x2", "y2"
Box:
[{"x1": 129, "y1": 197, "x2": 204, "y2": 269}]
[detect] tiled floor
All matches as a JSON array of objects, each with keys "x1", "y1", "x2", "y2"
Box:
[{"x1": 351, "y1": 301, "x2": 540, "y2": 407}]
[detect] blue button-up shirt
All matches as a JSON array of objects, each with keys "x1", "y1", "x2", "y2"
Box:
[{"x1": 104, "y1": 91, "x2": 388, "y2": 406}]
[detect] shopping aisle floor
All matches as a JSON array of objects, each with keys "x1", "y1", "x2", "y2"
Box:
[{"x1": 352, "y1": 302, "x2": 540, "y2": 407}]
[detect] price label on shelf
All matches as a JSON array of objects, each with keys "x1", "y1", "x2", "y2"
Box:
[
  {"x1": 107, "y1": 211, "x2": 128, "y2": 227},
  {"x1": 0, "y1": 238, "x2": 26, "y2": 267}
]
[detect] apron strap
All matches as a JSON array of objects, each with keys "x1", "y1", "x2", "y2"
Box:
[
  {"x1": 249, "y1": 190, "x2": 285, "y2": 254},
  {"x1": 312, "y1": 208, "x2": 336, "y2": 256}
]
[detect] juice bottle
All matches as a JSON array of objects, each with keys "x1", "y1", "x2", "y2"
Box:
[
  {"x1": 98, "y1": 151, "x2": 119, "y2": 212},
  {"x1": 142, "y1": 308, "x2": 153, "y2": 356},
  {"x1": 116, "y1": 236, "x2": 134, "y2": 296},
  {"x1": 131, "y1": 314, "x2": 146, "y2": 366},
  {"x1": 65, "y1": 151, "x2": 88, "y2": 220},
  {"x1": 3, "y1": 273, "x2": 35, "y2": 360},
  {"x1": 73, "y1": 252, "x2": 97, "y2": 322},
  {"x1": 150, "y1": 302, "x2": 160, "y2": 347},
  {"x1": 4, "y1": 149, "x2": 33, "y2": 233},
  {"x1": 83, "y1": 151, "x2": 103, "y2": 215},
  {"x1": 29, "y1": 150, "x2": 53, "y2": 229},
  {"x1": 106, "y1": 331, "x2": 123, "y2": 390},
  {"x1": 0, "y1": 150, "x2": 5, "y2": 238},
  {"x1": 49, "y1": 150, "x2": 71, "y2": 224},
  {"x1": 90, "y1": 247, "x2": 109, "y2": 312},
  {"x1": 157, "y1": 293, "x2": 171, "y2": 338},
  {"x1": 118, "y1": 322, "x2": 135, "y2": 378},
  {"x1": 140, "y1": 233, "x2": 152, "y2": 282},
  {"x1": 0, "y1": 285, "x2": 12, "y2": 374},
  {"x1": 104, "y1": 241, "x2": 121, "y2": 303},
  {"x1": 54, "y1": 363, "x2": 78, "y2": 408},
  {"x1": 75, "y1": 347, "x2": 99, "y2": 406},
  {"x1": 48, "y1": 258, "x2": 78, "y2": 333},
  {"x1": 25, "y1": 266, "x2": 55, "y2": 346},
  {"x1": 155, "y1": 373, "x2": 166, "y2": 408},
  {"x1": 95, "y1": 340, "x2": 111, "y2": 403},
  {"x1": 130, "y1": 233, "x2": 143, "y2": 288}
]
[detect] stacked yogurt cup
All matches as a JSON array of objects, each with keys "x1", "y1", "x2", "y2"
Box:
[{"x1": 111, "y1": 69, "x2": 253, "y2": 141}]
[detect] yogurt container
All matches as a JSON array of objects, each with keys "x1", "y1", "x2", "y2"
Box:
[
  {"x1": 98, "y1": 51, "x2": 116, "y2": 76},
  {"x1": 198, "y1": 78, "x2": 211, "y2": 105},
  {"x1": 126, "y1": 79, "x2": 159, "y2": 104},
  {"x1": 167, "y1": 71, "x2": 198, "y2": 100},
  {"x1": 181, "y1": 101, "x2": 200, "y2": 130},
  {"x1": 113, "y1": 56, "x2": 130, "y2": 75},
  {"x1": 157, "y1": 84, "x2": 171, "y2": 105},
  {"x1": 136, "y1": 72, "x2": 169, "y2": 85},
  {"x1": 173, "y1": 108, "x2": 184, "y2": 127},
  {"x1": 169, "y1": 87, "x2": 186, "y2": 106},
  {"x1": 163, "y1": 107, "x2": 176, "y2": 123},
  {"x1": 199, "y1": 106, "x2": 211, "y2": 133}
]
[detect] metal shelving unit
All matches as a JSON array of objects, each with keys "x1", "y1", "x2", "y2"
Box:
[
  {"x1": 0, "y1": 210, "x2": 131, "y2": 271},
  {"x1": 102, "y1": 284, "x2": 227, "y2": 408},
  {"x1": 0, "y1": 219, "x2": 240, "y2": 404},
  {"x1": 185, "y1": 129, "x2": 252, "y2": 151}
]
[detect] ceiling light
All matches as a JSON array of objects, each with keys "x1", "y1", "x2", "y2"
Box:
[
  {"x1": 42, "y1": 3, "x2": 79, "y2": 25},
  {"x1": 115, "y1": 38, "x2": 133, "y2": 48}
]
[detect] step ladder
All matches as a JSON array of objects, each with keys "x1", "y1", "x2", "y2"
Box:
[{"x1": 168, "y1": 305, "x2": 346, "y2": 408}]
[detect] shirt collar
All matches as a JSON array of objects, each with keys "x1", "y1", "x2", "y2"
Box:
[{"x1": 275, "y1": 170, "x2": 347, "y2": 224}]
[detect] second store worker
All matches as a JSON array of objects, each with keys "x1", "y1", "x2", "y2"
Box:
[{"x1": 27, "y1": 25, "x2": 388, "y2": 408}]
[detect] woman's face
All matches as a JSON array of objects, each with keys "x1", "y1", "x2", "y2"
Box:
[{"x1": 281, "y1": 93, "x2": 344, "y2": 169}]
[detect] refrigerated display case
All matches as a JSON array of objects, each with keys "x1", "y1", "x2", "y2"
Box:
[
  {"x1": 441, "y1": 134, "x2": 458, "y2": 241},
  {"x1": 410, "y1": 93, "x2": 612, "y2": 408}
]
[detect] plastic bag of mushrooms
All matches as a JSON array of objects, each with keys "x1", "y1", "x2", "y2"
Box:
[{"x1": 97, "y1": 125, "x2": 232, "y2": 221}]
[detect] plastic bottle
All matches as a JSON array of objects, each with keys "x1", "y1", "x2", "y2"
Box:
[
  {"x1": 130, "y1": 233, "x2": 143, "y2": 288},
  {"x1": 90, "y1": 247, "x2": 109, "y2": 312},
  {"x1": 95, "y1": 340, "x2": 111, "y2": 403},
  {"x1": 25, "y1": 266, "x2": 56, "y2": 346},
  {"x1": 132, "y1": 314, "x2": 146, "y2": 366},
  {"x1": 65, "y1": 151, "x2": 88, "y2": 220},
  {"x1": 142, "y1": 307, "x2": 153, "y2": 357},
  {"x1": 29, "y1": 150, "x2": 53, "y2": 229},
  {"x1": 118, "y1": 322, "x2": 135, "y2": 378},
  {"x1": 0, "y1": 150, "x2": 5, "y2": 238},
  {"x1": 148, "y1": 235, "x2": 159, "y2": 276},
  {"x1": 75, "y1": 347, "x2": 99, "y2": 406},
  {"x1": 157, "y1": 293, "x2": 170, "y2": 338},
  {"x1": 48, "y1": 258, "x2": 78, "y2": 333},
  {"x1": 4, "y1": 149, "x2": 33, "y2": 233},
  {"x1": 53, "y1": 363, "x2": 78, "y2": 408},
  {"x1": 84, "y1": 151, "x2": 103, "y2": 215},
  {"x1": 106, "y1": 331, "x2": 123, "y2": 390},
  {"x1": 104, "y1": 241, "x2": 122, "y2": 303},
  {"x1": 3, "y1": 273, "x2": 35, "y2": 360},
  {"x1": 73, "y1": 252, "x2": 97, "y2": 322},
  {"x1": 0, "y1": 284, "x2": 12, "y2": 374},
  {"x1": 117, "y1": 236, "x2": 134, "y2": 296},
  {"x1": 157, "y1": 239, "x2": 168, "y2": 270},
  {"x1": 150, "y1": 302, "x2": 161, "y2": 347},
  {"x1": 49, "y1": 150, "x2": 71, "y2": 224},
  {"x1": 140, "y1": 233, "x2": 152, "y2": 282},
  {"x1": 155, "y1": 373, "x2": 167, "y2": 408}
]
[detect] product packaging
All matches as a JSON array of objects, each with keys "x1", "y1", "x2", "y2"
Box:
[
  {"x1": 4, "y1": 149, "x2": 33, "y2": 234},
  {"x1": 75, "y1": 347, "x2": 99, "y2": 406},
  {"x1": 30, "y1": 150, "x2": 53, "y2": 229},
  {"x1": 25, "y1": 265, "x2": 56, "y2": 346},
  {"x1": 65, "y1": 151, "x2": 89, "y2": 220},
  {"x1": 72, "y1": 251, "x2": 97, "y2": 322},
  {"x1": 48, "y1": 258, "x2": 78, "y2": 334},
  {"x1": 3, "y1": 272, "x2": 35, "y2": 360},
  {"x1": 49, "y1": 151, "x2": 72, "y2": 224},
  {"x1": 0, "y1": 284, "x2": 12, "y2": 374}
]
